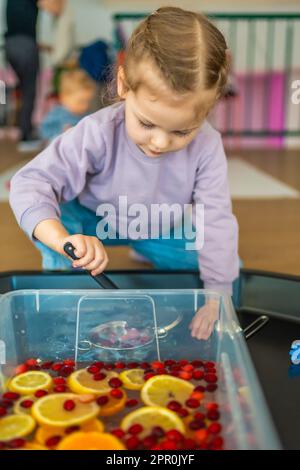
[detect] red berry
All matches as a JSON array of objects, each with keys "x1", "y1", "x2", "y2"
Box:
[
  {"x1": 46, "y1": 436, "x2": 62, "y2": 447},
  {"x1": 65, "y1": 425, "x2": 80, "y2": 435},
  {"x1": 170, "y1": 371, "x2": 179, "y2": 378},
  {"x1": 115, "y1": 362, "x2": 126, "y2": 369},
  {"x1": 87, "y1": 365, "x2": 100, "y2": 375},
  {"x1": 206, "y1": 384, "x2": 218, "y2": 392},
  {"x1": 151, "y1": 361, "x2": 164, "y2": 370},
  {"x1": 108, "y1": 377, "x2": 123, "y2": 388},
  {"x1": 128, "y1": 424, "x2": 143, "y2": 435},
  {"x1": 156, "y1": 369, "x2": 168, "y2": 375},
  {"x1": 181, "y1": 364, "x2": 194, "y2": 372},
  {"x1": 208, "y1": 423, "x2": 222, "y2": 434},
  {"x1": 170, "y1": 364, "x2": 181, "y2": 371},
  {"x1": 161, "y1": 440, "x2": 177, "y2": 450},
  {"x1": 144, "y1": 373, "x2": 155, "y2": 380},
  {"x1": 193, "y1": 370, "x2": 204, "y2": 380},
  {"x1": 104, "y1": 363, "x2": 115, "y2": 370},
  {"x1": 54, "y1": 385, "x2": 67, "y2": 393},
  {"x1": 93, "y1": 372, "x2": 106, "y2": 381},
  {"x1": 185, "y1": 398, "x2": 200, "y2": 409},
  {"x1": 64, "y1": 359, "x2": 75, "y2": 367},
  {"x1": 143, "y1": 436, "x2": 157, "y2": 448},
  {"x1": 207, "y1": 410, "x2": 220, "y2": 421},
  {"x1": 209, "y1": 436, "x2": 224, "y2": 450},
  {"x1": 111, "y1": 428, "x2": 125, "y2": 439},
  {"x1": 110, "y1": 389, "x2": 123, "y2": 399},
  {"x1": 20, "y1": 400, "x2": 34, "y2": 409},
  {"x1": 194, "y1": 385, "x2": 206, "y2": 392},
  {"x1": 204, "y1": 361, "x2": 215, "y2": 369},
  {"x1": 3, "y1": 392, "x2": 20, "y2": 401},
  {"x1": 125, "y1": 399, "x2": 138, "y2": 408},
  {"x1": 53, "y1": 377, "x2": 66, "y2": 385},
  {"x1": 127, "y1": 362, "x2": 139, "y2": 369},
  {"x1": 52, "y1": 362, "x2": 63, "y2": 372},
  {"x1": 0, "y1": 441, "x2": 5, "y2": 450},
  {"x1": 15, "y1": 364, "x2": 28, "y2": 375},
  {"x1": 140, "y1": 362, "x2": 150, "y2": 369},
  {"x1": 0, "y1": 399, "x2": 12, "y2": 409},
  {"x1": 164, "y1": 359, "x2": 176, "y2": 367},
  {"x1": 0, "y1": 407, "x2": 7, "y2": 417},
  {"x1": 167, "y1": 400, "x2": 181, "y2": 412},
  {"x1": 35, "y1": 389, "x2": 48, "y2": 398},
  {"x1": 26, "y1": 358, "x2": 38, "y2": 367},
  {"x1": 96, "y1": 395, "x2": 109, "y2": 406},
  {"x1": 205, "y1": 402, "x2": 219, "y2": 411},
  {"x1": 189, "y1": 419, "x2": 205, "y2": 430},
  {"x1": 204, "y1": 373, "x2": 217, "y2": 383},
  {"x1": 63, "y1": 400, "x2": 76, "y2": 411},
  {"x1": 177, "y1": 408, "x2": 189, "y2": 418},
  {"x1": 179, "y1": 359, "x2": 189, "y2": 366},
  {"x1": 194, "y1": 412, "x2": 205, "y2": 420},
  {"x1": 93, "y1": 362, "x2": 104, "y2": 369},
  {"x1": 8, "y1": 438, "x2": 25, "y2": 449},
  {"x1": 126, "y1": 436, "x2": 140, "y2": 450},
  {"x1": 178, "y1": 371, "x2": 192, "y2": 381},
  {"x1": 41, "y1": 361, "x2": 54, "y2": 369},
  {"x1": 165, "y1": 429, "x2": 183, "y2": 442},
  {"x1": 182, "y1": 438, "x2": 197, "y2": 449},
  {"x1": 191, "y1": 360, "x2": 204, "y2": 368},
  {"x1": 60, "y1": 366, "x2": 74, "y2": 377},
  {"x1": 152, "y1": 426, "x2": 165, "y2": 438}
]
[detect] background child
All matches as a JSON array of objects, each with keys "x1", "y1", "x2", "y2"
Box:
[
  {"x1": 40, "y1": 69, "x2": 96, "y2": 141},
  {"x1": 10, "y1": 7, "x2": 239, "y2": 340}
]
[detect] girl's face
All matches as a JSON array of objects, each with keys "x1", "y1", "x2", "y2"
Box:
[{"x1": 118, "y1": 62, "x2": 217, "y2": 157}]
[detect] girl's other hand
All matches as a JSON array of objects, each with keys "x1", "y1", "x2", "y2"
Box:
[
  {"x1": 189, "y1": 299, "x2": 219, "y2": 340},
  {"x1": 62, "y1": 234, "x2": 109, "y2": 276}
]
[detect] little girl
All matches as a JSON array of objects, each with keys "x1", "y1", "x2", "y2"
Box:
[{"x1": 10, "y1": 7, "x2": 239, "y2": 340}]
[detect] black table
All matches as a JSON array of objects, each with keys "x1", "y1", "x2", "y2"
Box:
[{"x1": 1, "y1": 268, "x2": 300, "y2": 449}]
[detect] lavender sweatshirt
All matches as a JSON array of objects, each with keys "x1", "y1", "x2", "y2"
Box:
[{"x1": 9, "y1": 102, "x2": 239, "y2": 294}]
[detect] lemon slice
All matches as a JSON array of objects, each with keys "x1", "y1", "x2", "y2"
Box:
[
  {"x1": 13, "y1": 395, "x2": 36, "y2": 415},
  {"x1": 32, "y1": 393, "x2": 100, "y2": 428},
  {"x1": 121, "y1": 406, "x2": 185, "y2": 438},
  {"x1": 0, "y1": 415, "x2": 36, "y2": 441},
  {"x1": 8, "y1": 371, "x2": 52, "y2": 395},
  {"x1": 57, "y1": 431, "x2": 126, "y2": 450},
  {"x1": 68, "y1": 369, "x2": 118, "y2": 395},
  {"x1": 120, "y1": 369, "x2": 145, "y2": 390},
  {"x1": 141, "y1": 374, "x2": 194, "y2": 407}
]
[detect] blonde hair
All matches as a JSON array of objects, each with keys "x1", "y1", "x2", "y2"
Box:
[
  {"x1": 122, "y1": 7, "x2": 229, "y2": 101},
  {"x1": 59, "y1": 69, "x2": 96, "y2": 96}
]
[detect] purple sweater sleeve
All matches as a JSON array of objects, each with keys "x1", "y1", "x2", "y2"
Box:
[
  {"x1": 192, "y1": 132, "x2": 239, "y2": 295},
  {"x1": 9, "y1": 116, "x2": 104, "y2": 240}
]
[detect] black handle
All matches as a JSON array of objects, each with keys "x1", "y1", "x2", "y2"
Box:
[{"x1": 63, "y1": 242, "x2": 118, "y2": 290}]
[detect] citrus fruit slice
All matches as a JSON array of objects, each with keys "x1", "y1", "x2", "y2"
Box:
[
  {"x1": 32, "y1": 393, "x2": 99, "y2": 428},
  {"x1": 13, "y1": 395, "x2": 36, "y2": 415},
  {"x1": 98, "y1": 391, "x2": 127, "y2": 417},
  {"x1": 8, "y1": 371, "x2": 52, "y2": 395},
  {"x1": 141, "y1": 375, "x2": 194, "y2": 407},
  {"x1": 57, "y1": 431, "x2": 126, "y2": 450},
  {"x1": 121, "y1": 406, "x2": 185, "y2": 438},
  {"x1": 35, "y1": 419, "x2": 105, "y2": 446},
  {"x1": 23, "y1": 442, "x2": 48, "y2": 450},
  {"x1": 120, "y1": 369, "x2": 145, "y2": 390},
  {"x1": 0, "y1": 414, "x2": 36, "y2": 441},
  {"x1": 68, "y1": 369, "x2": 118, "y2": 395}
]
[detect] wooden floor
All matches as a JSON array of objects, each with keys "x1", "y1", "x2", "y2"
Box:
[{"x1": 1, "y1": 139, "x2": 300, "y2": 276}]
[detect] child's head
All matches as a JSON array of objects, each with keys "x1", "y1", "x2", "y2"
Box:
[
  {"x1": 117, "y1": 7, "x2": 228, "y2": 157},
  {"x1": 59, "y1": 70, "x2": 96, "y2": 115}
]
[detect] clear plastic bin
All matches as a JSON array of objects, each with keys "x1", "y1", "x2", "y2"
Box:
[{"x1": 0, "y1": 289, "x2": 281, "y2": 449}]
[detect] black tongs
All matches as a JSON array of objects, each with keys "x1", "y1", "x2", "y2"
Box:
[{"x1": 64, "y1": 242, "x2": 118, "y2": 290}]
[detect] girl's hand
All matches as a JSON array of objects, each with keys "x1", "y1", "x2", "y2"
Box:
[
  {"x1": 189, "y1": 299, "x2": 219, "y2": 340},
  {"x1": 62, "y1": 234, "x2": 109, "y2": 276}
]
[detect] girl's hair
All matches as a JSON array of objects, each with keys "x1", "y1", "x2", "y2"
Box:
[{"x1": 122, "y1": 7, "x2": 229, "y2": 100}]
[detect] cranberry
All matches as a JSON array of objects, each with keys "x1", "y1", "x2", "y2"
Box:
[
  {"x1": 45, "y1": 436, "x2": 62, "y2": 447},
  {"x1": 194, "y1": 385, "x2": 206, "y2": 392},
  {"x1": 194, "y1": 412, "x2": 205, "y2": 420},
  {"x1": 206, "y1": 384, "x2": 218, "y2": 392},
  {"x1": 189, "y1": 419, "x2": 205, "y2": 430},
  {"x1": 41, "y1": 361, "x2": 54, "y2": 369},
  {"x1": 21, "y1": 400, "x2": 34, "y2": 409},
  {"x1": 156, "y1": 369, "x2": 168, "y2": 375},
  {"x1": 51, "y1": 362, "x2": 63, "y2": 372},
  {"x1": 87, "y1": 365, "x2": 100, "y2": 375},
  {"x1": 128, "y1": 424, "x2": 143, "y2": 435},
  {"x1": 93, "y1": 372, "x2": 106, "y2": 381},
  {"x1": 110, "y1": 389, "x2": 123, "y2": 399},
  {"x1": 65, "y1": 425, "x2": 80, "y2": 434},
  {"x1": 127, "y1": 362, "x2": 140, "y2": 369},
  {"x1": 3, "y1": 392, "x2": 20, "y2": 401},
  {"x1": 178, "y1": 371, "x2": 192, "y2": 381},
  {"x1": 179, "y1": 359, "x2": 189, "y2": 366},
  {"x1": 182, "y1": 438, "x2": 197, "y2": 449},
  {"x1": 207, "y1": 410, "x2": 220, "y2": 421},
  {"x1": 209, "y1": 436, "x2": 224, "y2": 450},
  {"x1": 151, "y1": 361, "x2": 164, "y2": 370},
  {"x1": 152, "y1": 426, "x2": 165, "y2": 438},
  {"x1": 53, "y1": 377, "x2": 66, "y2": 385},
  {"x1": 170, "y1": 364, "x2": 181, "y2": 371},
  {"x1": 193, "y1": 370, "x2": 204, "y2": 380},
  {"x1": 164, "y1": 359, "x2": 176, "y2": 367},
  {"x1": 64, "y1": 359, "x2": 75, "y2": 367},
  {"x1": 0, "y1": 400, "x2": 13, "y2": 409},
  {"x1": 181, "y1": 364, "x2": 194, "y2": 372},
  {"x1": 26, "y1": 358, "x2": 38, "y2": 367},
  {"x1": 140, "y1": 362, "x2": 150, "y2": 369},
  {"x1": 165, "y1": 430, "x2": 183, "y2": 442},
  {"x1": 63, "y1": 400, "x2": 76, "y2": 411},
  {"x1": 115, "y1": 362, "x2": 126, "y2": 369},
  {"x1": 0, "y1": 441, "x2": 5, "y2": 450},
  {"x1": 167, "y1": 400, "x2": 181, "y2": 412},
  {"x1": 108, "y1": 377, "x2": 123, "y2": 389},
  {"x1": 111, "y1": 428, "x2": 125, "y2": 439},
  {"x1": 144, "y1": 373, "x2": 155, "y2": 381},
  {"x1": 15, "y1": 364, "x2": 28, "y2": 375},
  {"x1": 35, "y1": 390, "x2": 48, "y2": 398},
  {"x1": 54, "y1": 385, "x2": 67, "y2": 393},
  {"x1": 170, "y1": 371, "x2": 179, "y2": 378},
  {"x1": 125, "y1": 399, "x2": 139, "y2": 408},
  {"x1": 161, "y1": 440, "x2": 177, "y2": 450},
  {"x1": 185, "y1": 398, "x2": 200, "y2": 409},
  {"x1": 126, "y1": 436, "x2": 140, "y2": 450},
  {"x1": 8, "y1": 438, "x2": 25, "y2": 449},
  {"x1": 60, "y1": 366, "x2": 74, "y2": 377},
  {"x1": 104, "y1": 363, "x2": 115, "y2": 370},
  {"x1": 191, "y1": 360, "x2": 204, "y2": 368},
  {"x1": 204, "y1": 373, "x2": 218, "y2": 383},
  {"x1": 177, "y1": 408, "x2": 189, "y2": 418},
  {"x1": 93, "y1": 362, "x2": 104, "y2": 369},
  {"x1": 204, "y1": 361, "x2": 215, "y2": 369},
  {"x1": 208, "y1": 423, "x2": 222, "y2": 434},
  {"x1": 0, "y1": 407, "x2": 7, "y2": 417},
  {"x1": 143, "y1": 436, "x2": 157, "y2": 448},
  {"x1": 205, "y1": 402, "x2": 219, "y2": 411},
  {"x1": 96, "y1": 396, "x2": 109, "y2": 406}
]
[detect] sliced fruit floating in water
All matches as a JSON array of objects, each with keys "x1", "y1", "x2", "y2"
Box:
[
  {"x1": 57, "y1": 431, "x2": 126, "y2": 450},
  {"x1": 35, "y1": 418, "x2": 105, "y2": 447},
  {"x1": 0, "y1": 414, "x2": 36, "y2": 441},
  {"x1": 8, "y1": 371, "x2": 53, "y2": 395},
  {"x1": 141, "y1": 375, "x2": 194, "y2": 407},
  {"x1": 120, "y1": 369, "x2": 145, "y2": 390},
  {"x1": 68, "y1": 369, "x2": 118, "y2": 396}
]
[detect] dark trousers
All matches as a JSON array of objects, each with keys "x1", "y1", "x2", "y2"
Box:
[{"x1": 4, "y1": 35, "x2": 39, "y2": 139}]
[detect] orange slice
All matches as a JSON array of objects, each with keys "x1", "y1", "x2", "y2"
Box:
[
  {"x1": 57, "y1": 432, "x2": 126, "y2": 450},
  {"x1": 99, "y1": 391, "x2": 127, "y2": 417},
  {"x1": 35, "y1": 419, "x2": 104, "y2": 447}
]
